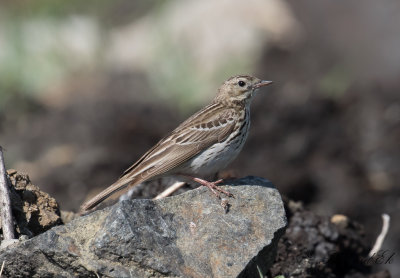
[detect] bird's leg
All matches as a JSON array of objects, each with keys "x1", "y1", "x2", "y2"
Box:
[{"x1": 180, "y1": 175, "x2": 234, "y2": 198}]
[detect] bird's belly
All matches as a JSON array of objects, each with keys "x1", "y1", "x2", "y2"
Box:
[{"x1": 182, "y1": 129, "x2": 249, "y2": 177}]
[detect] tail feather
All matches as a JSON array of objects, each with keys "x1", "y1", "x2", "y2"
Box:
[{"x1": 80, "y1": 176, "x2": 139, "y2": 212}]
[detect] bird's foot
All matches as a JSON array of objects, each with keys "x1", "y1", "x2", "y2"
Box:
[{"x1": 189, "y1": 177, "x2": 234, "y2": 199}]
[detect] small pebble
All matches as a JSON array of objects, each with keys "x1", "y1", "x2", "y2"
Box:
[{"x1": 331, "y1": 214, "x2": 349, "y2": 229}]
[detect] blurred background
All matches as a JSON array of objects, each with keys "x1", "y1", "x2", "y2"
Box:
[{"x1": 0, "y1": 0, "x2": 399, "y2": 275}]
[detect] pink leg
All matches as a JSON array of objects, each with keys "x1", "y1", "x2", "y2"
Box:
[{"x1": 181, "y1": 175, "x2": 234, "y2": 198}]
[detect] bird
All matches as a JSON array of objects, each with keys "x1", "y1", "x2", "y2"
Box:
[{"x1": 80, "y1": 75, "x2": 272, "y2": 212}]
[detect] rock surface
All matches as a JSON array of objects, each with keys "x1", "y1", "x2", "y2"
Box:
[{"x1": 0, "y1": 176, "x2": 287, "y2": 278}]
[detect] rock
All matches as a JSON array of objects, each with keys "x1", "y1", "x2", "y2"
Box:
[
  {"x1": 60, "y1": 210, "x2": 79, "y2": 224},
  {"x1": 0, "y1": 176, "x2": 286, "y2": 278},
  {"x1": 330, "y1": 214, "x2": 349, "y2": 229},
  {"x1": 1, "y1": 170, "x2": 62, "y2": 239},
  {"x1": 0, "y1": 239, "x2": 19, "y2": 249}
]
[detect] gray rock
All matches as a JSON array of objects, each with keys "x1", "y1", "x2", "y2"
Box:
[{"x1": 0, "y1": 176, "x2": 286, "y2": 278}]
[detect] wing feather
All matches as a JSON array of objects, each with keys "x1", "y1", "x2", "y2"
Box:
[
  {"x1": 122, "y1": 105, "x2": 237, "y2": 181},
  {"x1": 81, "y1": 103, "x2": 237, "y2": 212}
]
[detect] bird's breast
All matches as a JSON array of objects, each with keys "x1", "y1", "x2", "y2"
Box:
[{"x1": 181, "y1": 111, "x2": 250, "y2": 177}]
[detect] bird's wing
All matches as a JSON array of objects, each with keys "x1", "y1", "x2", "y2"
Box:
[
  {"x1": 80, "y1": 103, "x2": 237, "y2": 212},
  {"x1": 121, "y1": 103, "x2": 237, "y2": 180}
]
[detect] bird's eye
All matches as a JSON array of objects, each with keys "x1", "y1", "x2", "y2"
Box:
[{"x1": 238, "y1": 80, "x2": 246, "y2": 87}]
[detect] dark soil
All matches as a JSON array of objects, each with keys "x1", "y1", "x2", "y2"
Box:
[
  {"x1": 3, "y1": 170, "x2": 62, "y2": 238},
  {"x1": 269, "y1": 198, "x2": 392, "y2": 278}
]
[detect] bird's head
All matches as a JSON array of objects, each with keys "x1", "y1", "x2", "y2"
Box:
[{"x1": 215, "y1": 75, "x2": 272, "y2": 104}]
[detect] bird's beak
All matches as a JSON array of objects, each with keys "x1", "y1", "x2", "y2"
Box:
[{"x1": 253, "y1": 80, "x2": 273, "y2": 89}]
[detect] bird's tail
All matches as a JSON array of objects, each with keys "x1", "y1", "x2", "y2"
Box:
[{"x1": 80, "y1": 176, "x2": 139, "y2": 213}]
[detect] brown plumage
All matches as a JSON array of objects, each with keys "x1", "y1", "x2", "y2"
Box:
[{"x1": 80, "y1": 75, "x2": 272, "y2": 212}]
